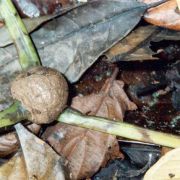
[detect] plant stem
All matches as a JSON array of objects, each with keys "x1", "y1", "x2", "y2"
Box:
[
  {"x1": 0, "y1": 0, "x2": 41, "y2": 69},
  {"x1": 58, "y1": 108, "x2": 180, "y2": 148},
  {"x1": 0, "y1": 104, "x2": 180, "y2": 148},
  {"x1": 0, "y1": 101, "x2": 29, "y2": 128}
]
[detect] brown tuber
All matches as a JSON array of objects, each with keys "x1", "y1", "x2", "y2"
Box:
[{"x1": 11, "y1": 66, "x2": 68, "y2": 124}]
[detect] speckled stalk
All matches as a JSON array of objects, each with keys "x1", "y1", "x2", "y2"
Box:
[
  {"x1": 59, "y1": 108, "x2": 180, "y2": 148},
  {"x1": 0, "y1": 0, "x2": 41, "y2": 69}
]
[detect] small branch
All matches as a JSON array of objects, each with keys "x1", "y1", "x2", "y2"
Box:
[
  {"x1": 58, "y1": 108, "x2": 180, "y2": 148},
  {"x1": 0, "y1": 0, "x2": 41, "y2": 69}
]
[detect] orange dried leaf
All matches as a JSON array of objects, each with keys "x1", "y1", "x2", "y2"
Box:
[
  {"x1": 43, "y1": 70, "x2": 137, "y2": 179},
  {"x1": 142, "y1": 0, "x2": 180, "y2": 30}
]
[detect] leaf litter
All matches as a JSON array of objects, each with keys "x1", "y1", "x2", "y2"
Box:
[{"x1": 0, "y1": 0, "x2": 180, "y2": 179}]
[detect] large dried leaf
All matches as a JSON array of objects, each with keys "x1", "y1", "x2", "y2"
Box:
[
  {"x1": 144, "y1": 148, "x2": 180, "y2": 180},
  {"x1": 43, "y1": 71, "x2": 137, "y2": 179},
  {"x1": 142, "y1": 0, "x2": 180, "y2": 30},
  {"x1": 0, "y1": 123, "x2": 41, "y2": 157},
  {"x1": 0, "y1": 0, "x2": 154, "y2": 83},
  {"x1": 72, "y1": 78, "x2": 137, "y2": 119}
]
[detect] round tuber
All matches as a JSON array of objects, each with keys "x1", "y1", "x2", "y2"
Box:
[{"x1": 11, "y1": 66, "x2": 68, "y2": 124}]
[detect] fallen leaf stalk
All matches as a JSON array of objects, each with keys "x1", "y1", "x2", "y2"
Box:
[{"x1": 0, "y1": 0, "x2": 40, "y2": 69}]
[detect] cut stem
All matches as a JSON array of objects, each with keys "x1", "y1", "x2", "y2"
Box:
[{"x1": 0, "y1": 0, "x2": 41, "y2": 69}]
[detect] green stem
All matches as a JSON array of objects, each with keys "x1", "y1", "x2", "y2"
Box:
[
  {"x1": 0, "y1": 101, "x2": 29, "y2": 128},
  {"x1": 0, "y1": 103, "x2": 180, "y2": 148},
  {"x1": 58, "y1": 108, "x2": 180, "y2": 148},
  {"x1": 0, "y1": 0, "x2": 41, "y2": 69}
]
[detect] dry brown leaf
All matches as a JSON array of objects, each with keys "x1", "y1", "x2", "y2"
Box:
[
  {"x1": 0, "y1": 124, "x2": 68, "y2": 180},
  {"x1": 105, "y1": 24, "x2": 180, "y2": 62},
  {"x1": 20, "y1": 123, "x2": 67, "y2": 179},
  {"x1": 0, "y1": 123, "x2": 41, "y2": 157},
  {"x1": 144, "y1": 148, "x2": 180, "y2": 180},
  {"x1": 142, "y1": 0, "x2": 180, "y2": 30},
  {"x1": 104, "y1": 25, "x2": 159, "y2": 62},
  {"x1": 43, "y1": 69, "x2": 137, "y2": 179}
]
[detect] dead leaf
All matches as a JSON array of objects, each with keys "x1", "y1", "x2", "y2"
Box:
[
  {"x1": 104, "y1": 25, "x2": 159, "y2": 62},
  {"x1": 104, "y1": 25, "x2": 180, "y2": 62},
  {"x1": 0, "y1": 0, "x2": 158, "y2": 83},
  {"x1": 142, "y1": 0, "x2": 180, "y2": 30},
  {"x1": 144, "y1": 148, "x2": 180, "y2": 180},
  {"x1": 0, "y1": 124, "x2": 67, "y2": 179},
  {"x1": 43, "y1": 69, "x2": 137, "y2": 179},
  {"x1": 14, "y1": 123, "x2": 67, "y2": 180},
  {"x1": 0, "y1": 123, "x2": 41, "y2": 157}
]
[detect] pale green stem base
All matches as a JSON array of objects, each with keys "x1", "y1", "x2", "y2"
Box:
[{"x1": 0, "y1": 101, "x2": 29, "y2": 128}]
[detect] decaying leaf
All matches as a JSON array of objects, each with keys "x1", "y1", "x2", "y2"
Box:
[
  {"x1": 144, "y1": 148, "x2": 180, "y2": 180},
  {"x1": 43, "y1": 69, "x2": 137, "y2": 179},
  {"x1": 0, "y1": 0, "x2": 158, "y2": 83},
  {"x1": 0, "y1": 123, "x2": 41, "y2": 157},
  {"x1": 142, "y1": 0, "x2": 180, "y2": 30},
  {"x1": 104, "y1": 25, "x2": 180, "y2": 62},
  {"x1": 13, "y1": 123, "x2": 67, "y2": 180},
  {"x1": 105, "y1": 25, "x2": 159, "y2": 62}
]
